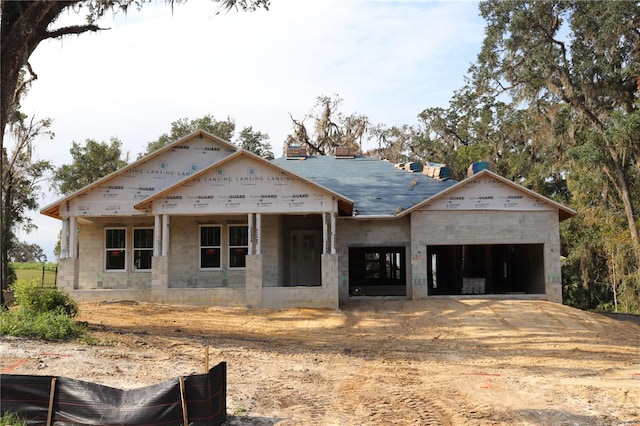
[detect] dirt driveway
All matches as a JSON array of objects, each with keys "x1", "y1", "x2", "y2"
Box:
[{"x1": 2, "y1": 298, "x2": 640, "y2": 425}]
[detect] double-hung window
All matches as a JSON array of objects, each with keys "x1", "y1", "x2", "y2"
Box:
[
  {"x1": 105, "y1": 228, "x2": 126, "y2": 270},
  {"x1": 229, "y1": 225, "x2": 249, "y2": 268},
  {"x1": 200, "y1": 226, "x2": 221, "y2": 269},
  {"x1": 133, "y1": 228, "x2": 153, "y2": 271}
]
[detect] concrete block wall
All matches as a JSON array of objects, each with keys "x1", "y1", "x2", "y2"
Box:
[
  {"x1": 57, "y1": 258, "x2": 79, "y2": 292},
  {"x1": 260, "y1": 254, "x2": 338, "y2": 309},
  {"x1": 77, "y1": 218, "x2": 153, "y2": 290},
  {"x1": 169, "y1": 216, "x2": 246, "y2": 288},
  {"x1": 335, "y1": 216, "x2": 412, "y2": 302},
  {"x1": 410, "y1": 210, "x2": 562, "y2": 302}
]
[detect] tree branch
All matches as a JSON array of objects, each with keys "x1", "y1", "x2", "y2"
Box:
[
  {"x1": 43, "y1": 24, "x2": 107, "y2": 40},
  {"x1": 12, "y1": 61, "x2": 37, "y2": 106}
]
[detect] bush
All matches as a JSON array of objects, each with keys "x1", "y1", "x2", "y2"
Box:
[
  {"x1": 12, "y1": 279, "x2": 78, "y2": 317},
  {"x1": 0, "y1": 308, "x2": 85, "y2": 340},
  {"x1": 0, "y1": 279, "x2": 86, "y2": 341}
]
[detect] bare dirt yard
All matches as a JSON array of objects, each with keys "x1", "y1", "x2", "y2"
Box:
[{"x1": 2, "y1": 298, "x2": 640, "y2": 425}]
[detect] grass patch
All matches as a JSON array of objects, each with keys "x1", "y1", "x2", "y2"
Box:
[
  {"x1": 0, "y1": 412, "x2": 27, "y2": 426},
  {"x1": 11, "y1": 262, "x2": 58, "y2": 288},
  {"x1": 0, "y1": 308, "x2": 87, "y2": 340}
]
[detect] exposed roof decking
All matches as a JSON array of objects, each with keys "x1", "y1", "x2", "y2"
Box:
[{"x1": 272, "y1": 156, "x2": 458, "y2": 216}]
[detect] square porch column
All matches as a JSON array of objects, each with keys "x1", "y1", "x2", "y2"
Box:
[{"x1": 245, "y1": 254, "x2": 263, "y2": 308}]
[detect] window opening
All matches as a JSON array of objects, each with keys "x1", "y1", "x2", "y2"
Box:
[
  {"x1": 200, "y1": 226, "x2": 221, "y2": 269},
  {"x1": 105, "y1": 229, "x2": 126, "y2": 270},
  {"x1": 133, "y1": 228, "x2": 153, "y2": 271},
  {"x1": 229, "y1": 225, "x2": 249, "y2": 268}
]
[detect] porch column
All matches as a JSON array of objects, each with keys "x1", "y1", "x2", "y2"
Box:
[
  {"x1": 248, "y1": 213, "x2": 254, "y2": 255},
  {"x1": 60, "y1": 217, "x2": 69, "y2": 259},
  {"x1": 161, "y1": 214, "x2": 170, "y2": 256},
  {"x1": 58, "y1": 216, "x2": 79, "y2": 293},
  {"x1": 154, "y1": 215, "x2": 162, "y2": 257},
  {"x1": 322, "y1": 213, "x2": 328, "y2": 254},
  {"x1": 255, "y1": 213, "x2": 262, "y2": 255},
  {"x1": 152, "y1": 214, "x2": 170, "y2": 300},
  {"x1": 68, "y1": 216, "x2": 78, "y2": 258},
  {"x1": 330, "y1": 213, "x2": 336, "y2": 255}
]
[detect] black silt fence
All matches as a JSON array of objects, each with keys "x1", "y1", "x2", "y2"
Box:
[{"x1": 0, "y1": 362, "x2": 226, "y2": 425}]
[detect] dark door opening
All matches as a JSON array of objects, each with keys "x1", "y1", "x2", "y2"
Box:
[
  {"x1": 349, "y1": 247, "x2": 406, "y2": 296},
  {"x1": 427, "y1": 244, "x2": 544, "y2": 296},
  {"x1": 289, "y1": 230, "x2": 322, "y2": 286}
]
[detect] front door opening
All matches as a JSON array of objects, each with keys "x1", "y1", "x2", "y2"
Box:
[
  {"x1": 427, "y1": 244, "x2": 544, "y2": 296},
  {"x1": 349, "y1": 247, "x2": 406, "y2": 296},
  {"x1": 289, "y1": 230, "x2": 322, "y2": 286}
]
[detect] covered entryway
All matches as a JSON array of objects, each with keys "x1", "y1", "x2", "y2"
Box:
[
  {"x1": 427, "y1": 244, "x2": 544, "y2": 296},
  {"x1": 348, "y1": 246, "x2": 407, "y2": 296}
]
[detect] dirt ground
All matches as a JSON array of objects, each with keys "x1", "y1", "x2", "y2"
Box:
[{"x1": 2, "y1": 298, "x2": 640, "y2": 425}]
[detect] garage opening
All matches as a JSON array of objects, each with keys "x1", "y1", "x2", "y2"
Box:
[
  {"x1": 427, "y1": 244, "x2": 544, "y2": 296},
  {"x1": 349, "y1": 247, "x2": 406, "y2": 296}
]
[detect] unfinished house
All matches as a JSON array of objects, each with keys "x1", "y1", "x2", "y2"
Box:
[{"x1": 41, "y1": 130, "x2": 575, "y2": 309}]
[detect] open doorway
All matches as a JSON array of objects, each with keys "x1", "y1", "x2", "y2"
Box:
[
  {"x1": 427, "y1": 244, "x2": 544, "y2": 296},
  {"x1": 349, "y1": 247, "x2": 406, "y2": 296}
]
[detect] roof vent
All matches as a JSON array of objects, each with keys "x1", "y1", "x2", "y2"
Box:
[
  {"x1": 467, "y1": 161, "x2": 496, "y2": 177},
  {"x1": 335, "y1": 146, "x2": 359, "y2": 159},
  {"x1": 423, "y1": 162, "x2": 451, "y2": 180},
  {"x1": 286, "y1": 145, "x2": 307, "y2": 160}
]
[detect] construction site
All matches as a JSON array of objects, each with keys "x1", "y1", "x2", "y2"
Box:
[{"x1": 2, "y1": 298, "x2": 639, "y2": 425}]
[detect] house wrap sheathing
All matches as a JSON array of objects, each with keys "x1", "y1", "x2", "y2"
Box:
[{"x1": 41, "y1": 130, "x2": 575, "y2": 309}]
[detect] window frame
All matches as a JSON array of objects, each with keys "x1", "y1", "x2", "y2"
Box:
[
  {"x1": 228, "y1": 224, "x2": 249, "y2": 269},
  {"x1": 105, "y1": 228, "x2": 127, "y2": 272},
  {"x1": 200, "y1": 225, "x2": 222, "y2": 270},
  {"x1": 132, "y1": 227, "x2": 154, "y2": 272}
]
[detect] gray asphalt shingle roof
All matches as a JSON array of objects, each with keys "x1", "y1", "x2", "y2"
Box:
[{"x1": 272, "y1": 155, "x2": 458, "y2": 216}]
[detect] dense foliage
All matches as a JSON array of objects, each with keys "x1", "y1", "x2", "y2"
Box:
[{"x1": 0, "y1": 279, "x2": 85, "y2": 340}]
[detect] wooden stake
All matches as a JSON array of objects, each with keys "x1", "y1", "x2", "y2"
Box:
[
  {"x1": 205, "y1": 345, "x2": 210, "y2": 373},
  {"x1": 179, "y1": 376, "x2": 189, "y2": 426},
  {"x1": 47, "y1": 377, "x2": 56, "y2": 426}
]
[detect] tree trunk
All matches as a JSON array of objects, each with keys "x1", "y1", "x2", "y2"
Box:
[{"x1": 606, "y1": 144, "x2": 640, "y2": 270}]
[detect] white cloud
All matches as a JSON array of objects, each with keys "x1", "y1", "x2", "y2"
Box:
[{"x1": 17, "y1": 0, "x2": 484, "y2": 260}]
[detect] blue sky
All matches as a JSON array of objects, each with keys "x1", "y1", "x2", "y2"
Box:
[{"x1": 16, "y1": 0, "x2": 485, "y2": 261}]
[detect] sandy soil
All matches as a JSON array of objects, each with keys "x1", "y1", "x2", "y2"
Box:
[{"x1": 2, "y1": 298, "x2": 640, "y2": 425}]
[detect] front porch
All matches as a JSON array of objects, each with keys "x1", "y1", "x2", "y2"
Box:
[{"x1": 56, "y1": 212, "x2": 341, "y2": 309}]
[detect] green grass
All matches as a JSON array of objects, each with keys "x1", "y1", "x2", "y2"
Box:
[
  {"x1": 0, "y1": 412, "x2": 27, "y2": 426},
  {"x1": 10, "y1": 262, "x2": 58, "y2": 287}
]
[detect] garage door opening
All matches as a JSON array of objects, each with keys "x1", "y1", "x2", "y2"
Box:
[
  {"x1": 349, "y1": 247, "x2": 406, "y2": 296},
  {"x1": 427, "y1": 244, "x2": 544, "y2": 296}
]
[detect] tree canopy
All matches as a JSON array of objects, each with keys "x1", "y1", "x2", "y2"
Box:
[
  {"x1": 53, "y1": 138, "x2": 128, "y2": 195},
  {"x1": 139, "y1": 115, "x2": 272, "y2": 158},
  {"x1": 1, "y1": 113, "x2": 53, "y2": 295},
  {"x1": 285, "y1": 95, "x2": 370, "y2": 156}
]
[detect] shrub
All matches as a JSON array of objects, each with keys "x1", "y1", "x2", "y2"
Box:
[
  {"x1": 0, "y1": 279, "x2": 86, "y2": 341},
  {"x1": 12, "y1": 279, "x2": 78, "y2": 317},
  {"x1": 0, "y1": 308, "x2": 85, "y2": 340}
]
